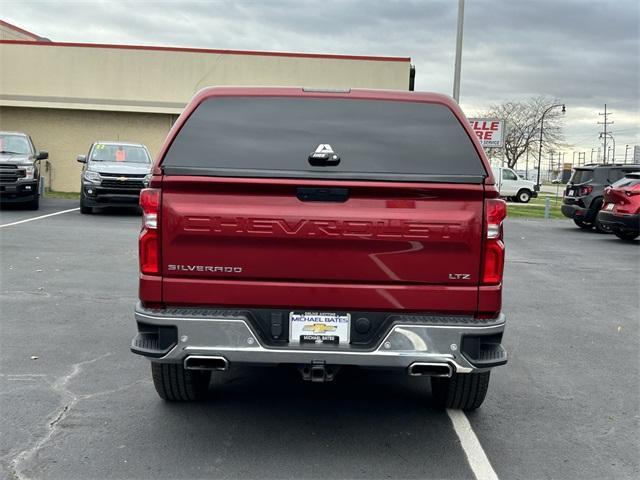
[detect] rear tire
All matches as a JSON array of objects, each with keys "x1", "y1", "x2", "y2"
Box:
[
  {"x1": 516, "y1": 189, "x2": 532, "y2": 203},
  {"x1": 613, "y1": 229, "x2": 639, "y2": 241},
  {"x1": 573, "y1": 218, "x2": 593, "y2": 230},
  {"x1": 151, "y1": 362, "x2": 211, "y2": 401},
  {"x1": 431, "y1": 371, "x2": 490, "y2": 411}
]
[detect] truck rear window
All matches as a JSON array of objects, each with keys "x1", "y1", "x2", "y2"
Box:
[{"x1": 162, "y1": 97, "x2": 486, "y2": 182}]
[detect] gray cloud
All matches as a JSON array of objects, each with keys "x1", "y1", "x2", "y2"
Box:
[{"x1": 3, "y1": 0, "x2": 639, "y2": 156}]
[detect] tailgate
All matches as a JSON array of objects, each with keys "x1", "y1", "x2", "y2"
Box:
[{"x1": 160, "y1": 176, "x2": 484, "y2": 311}]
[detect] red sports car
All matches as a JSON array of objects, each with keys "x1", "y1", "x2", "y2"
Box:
[{"x1": 597, "y1": 172, "x2": 640, "y2": 241}]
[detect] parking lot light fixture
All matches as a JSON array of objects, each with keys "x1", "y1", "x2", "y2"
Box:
[{"x1": 536, "y1": 103, "x2": 565, "y2": 189}]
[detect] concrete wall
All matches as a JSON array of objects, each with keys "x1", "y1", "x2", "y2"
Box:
[{"x1": 0, "y1": 107, "x2": 173, "y2": 192}]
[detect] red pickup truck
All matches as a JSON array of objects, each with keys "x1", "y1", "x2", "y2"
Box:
[{"x1": 131, "y1": 87, "x2": 507, "y2": 410}]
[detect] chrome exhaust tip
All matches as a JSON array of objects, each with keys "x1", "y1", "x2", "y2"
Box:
[
  {"x1": 407, "y1": 362, "x2": 453, "y2": 378},
  {"x1": 184, "y1": 355, "x2": 229, "y2": 371}
]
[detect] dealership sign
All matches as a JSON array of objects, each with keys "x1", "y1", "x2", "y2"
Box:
[{"x1": 469, "y1": 118, "x2": 504, "y2": 148}]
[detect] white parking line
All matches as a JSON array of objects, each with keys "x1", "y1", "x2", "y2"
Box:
[
  {"x1": 0, "y1": 208, "x2": 80, "y2": 228},
  {"x1": 447, "y1": 409, "x2": 499, "y2": 480}
]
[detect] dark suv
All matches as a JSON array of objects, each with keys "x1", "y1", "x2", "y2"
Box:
[{"x1": 561, "y1": 164, "x2": 640, "y2": 232}]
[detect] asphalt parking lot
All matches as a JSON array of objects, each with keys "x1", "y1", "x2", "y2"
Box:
[{"x1": 1, "y1": 198, "x2": 638, "y2": 480}]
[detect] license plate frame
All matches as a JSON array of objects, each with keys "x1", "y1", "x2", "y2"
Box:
[{"x1": 289, "y1": 311, "x2": 351, "y2": 345}]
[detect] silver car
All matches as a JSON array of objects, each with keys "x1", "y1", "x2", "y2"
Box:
[{"x1": 77, "y1": 141, "x2": 152, "y2": 214}]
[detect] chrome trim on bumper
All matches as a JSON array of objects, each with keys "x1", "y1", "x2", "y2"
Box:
[{"x1": 133, "y1": 309, "x2": 506, "y2": 374}]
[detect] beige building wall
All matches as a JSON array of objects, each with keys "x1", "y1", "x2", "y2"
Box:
[
  {"x1": 0, "y1": 41, "x2": 411, "y2": 192},
  {"x1": 0, "y1": 43, "x2": 411, "y2": 113},
  {"x1": 0, "y1": 107, "x2": 172, "y2": 192}
]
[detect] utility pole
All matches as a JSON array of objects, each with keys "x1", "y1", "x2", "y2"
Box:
[
  {"x1": 624, "y1": 144, "x2": 630, "y2": 164},
  {"x1": 590, "y1": 148, "x2": 595, "y2": 163},
  {"x1": 452, "y1": 0, "x2": 465, "y2": 102},
  {"x1": 597, "y1": 147, "x2": 601, "y2": 163},
  {"x1": 525, "y1": 149, "x2": 529, "y2": 179},
  {"x1": 598, "y1": 104, "x2": 614, "y2": 164}
]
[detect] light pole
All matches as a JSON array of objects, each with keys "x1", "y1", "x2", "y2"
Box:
[
  {"x1": 536, "y1": 103, "x2": 566, "y2": 188},
  {"x1": 452, "y1": 0, "x2": 465, "y2": 102},
  {"x1": 625, "y1": 144, "x2": 630, "y2": 163}
]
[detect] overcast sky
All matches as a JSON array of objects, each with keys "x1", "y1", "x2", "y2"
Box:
[{"x1": 4, "y1": 0, "x2": 639, "y2": 164}]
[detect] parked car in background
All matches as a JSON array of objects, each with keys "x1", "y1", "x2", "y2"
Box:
[
  {"x1": 0, "y1": 131, "x2": 48, "y2": 210},
  {"x1": 561, "y1": 164, "x2": 640, "y2": 233},
  {"x1": 77, "y1": 141, "x2": 152, "y2": 214},
  {"x1": 491, "y1": 166, "x2": 539, "y2": 203},
  {"x1": 597, "y1": 172, "x2": 640, "y2": 241}
]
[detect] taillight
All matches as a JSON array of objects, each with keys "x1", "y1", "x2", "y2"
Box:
[
  {"x1": 139, "y1": 188, "x2": 160, "y2": 275},
  {"x1": 482, "y1": 199, "x2": 506, "y2": 285},
  {"x1": 579, "y1": 185, "x2": 593, "y2": 196},
  {"x1": 625, "y1": 184, "x2": 640, "y2": 196},
  {"x1": 485, "y1": 198, "x2": 507, "y2": 239}
]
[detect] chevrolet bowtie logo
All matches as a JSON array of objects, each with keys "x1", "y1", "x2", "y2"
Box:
[
  {"x1": 302, "y1": 323, "x2": 337, "y2": 334},
  {"x1": 118, "y1": 177, "x2": 127, "y2": 182}
]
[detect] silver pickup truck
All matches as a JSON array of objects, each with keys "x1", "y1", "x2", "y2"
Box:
[{"x1": 77, "y1": 141, "x2": 152, "y2": 214}]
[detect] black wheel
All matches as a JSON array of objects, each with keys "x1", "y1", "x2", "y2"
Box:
[
  {"x1": 573, "y1": 218, "x2": 593, "y2": 230},
  {"x1": 594, "y1": 217, "x2": 613, "y2": 234},
  {"x1": 516, "y1": 189, "x2": 532, "y2": 203},
  {"x1": 613, "y1": 229, "x2": 639, "y2": 241},
  {"x1": 26, "y1": 195, "x2": 40, "y2": 210},
  {"x1": 431, "y1": 371, "x2": 490, "y2": 411},
  {"x1": 80, "y1": 194, "x2": 93, "y2": 214},
  {"x1": 151, "y1": 362, "x2": 211, "y2": 401}
]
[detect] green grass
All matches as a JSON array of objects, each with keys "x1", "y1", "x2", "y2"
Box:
[
  {"x1": 45, "y1": 190, "x2": 80, "y2": 200},
  {"x1": 507, "y1": 202, "x2": 564, "y2": 219},
  {"x1": 529, "y1": 195, "x2": 563, "y2": 206}
]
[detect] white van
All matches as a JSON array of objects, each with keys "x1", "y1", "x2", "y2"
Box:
[{"x1": 491, "y1": 166, "x2": 539, "y2": 203}]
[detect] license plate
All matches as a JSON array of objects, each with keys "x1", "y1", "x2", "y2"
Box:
[
  {"x1": 289, "y1": 312, "x2": 350, "y2": 345},
  {"x1": 605, "y1": 203, "x2": 614, "y2": 211},
  {"x1": 566, "y1": 190, "x2": 575, "y2": 197}
]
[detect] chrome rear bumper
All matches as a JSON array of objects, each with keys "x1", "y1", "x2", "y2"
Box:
[{"x1": 131, "y1": 305, "x2": 507, "y2": 374}]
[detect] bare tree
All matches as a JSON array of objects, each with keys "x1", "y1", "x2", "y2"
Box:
[{"x1": 478, "y1": 96, "x2": 566, "y2": 169}]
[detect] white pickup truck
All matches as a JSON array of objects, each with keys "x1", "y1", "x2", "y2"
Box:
[{"x1": 491, "y1": 166, "x2": 539, "y2": 203}]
